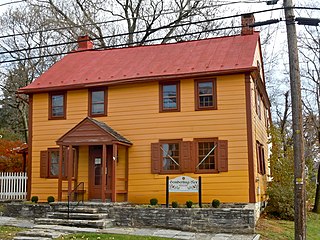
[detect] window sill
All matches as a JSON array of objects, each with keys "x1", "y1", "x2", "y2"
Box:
[
  {"x1": 48, "y1": 116, "x2": 66, "y2": 120},
  {"x1": 195, "y1": 169, "x2": 219, "y2": 174},
  {"x1": 195, "y1": 107, "x2": 217, "y2": 111}
]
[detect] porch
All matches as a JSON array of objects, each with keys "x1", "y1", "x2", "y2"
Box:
[{"x1": 54, "y1": 117, "x2": 132, "y2": 202}]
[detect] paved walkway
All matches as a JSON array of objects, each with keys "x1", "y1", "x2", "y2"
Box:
[{"x1": 0, "y1": 216, "x2": 260, "y2": 240}]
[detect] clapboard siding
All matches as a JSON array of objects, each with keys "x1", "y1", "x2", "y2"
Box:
[{"x1": 30, "y1": 74, "x2": 255, "y2": 203}]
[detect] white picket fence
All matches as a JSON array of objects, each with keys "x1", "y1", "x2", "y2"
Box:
[{"x1": 0, "y1": 172, "x2": 27, "y2": 200}]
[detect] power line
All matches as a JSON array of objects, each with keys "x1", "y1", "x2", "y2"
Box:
[
  {"x1": 0, "y1": 6, "x2": 286, "y2": 40},
  {"x1": 0, "y1": 5, "x2": 316, "y2": 41},
  {"x1": 0, "y1": 7, "x2": 287, "y2": 56},
  {"x1": 0, "y1": 24, "x2": 244, "y2": 64},
  {"x1": 0, "y1": 0, "x2": 25, "y2": 7},
  {"x1": 0, "y1": 6, "x2": 316, "y2": 63},
  {"x1": 0, "y1": 2, "x2": 253, "y2": 40}
]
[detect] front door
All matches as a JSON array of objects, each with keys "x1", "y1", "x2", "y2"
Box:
[{"x1": 88, "y1": 145, "x2": 112, "y2": 200}]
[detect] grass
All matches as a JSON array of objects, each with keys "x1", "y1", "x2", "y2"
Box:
[
  {"x1": 55, "y1": 233, "x2": 173, "y2": 240},
  {"x1": 256, "y1": 212, "x2": 320, "y2": 240},
  {"x1": 0, "y1": 226, "x2": 24, "y2": 240}
]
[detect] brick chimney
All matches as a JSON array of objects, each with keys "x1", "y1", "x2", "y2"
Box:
[
  {"x1": 77, "y1": 35, "x2": 93, "y2": 50},
  {"x1": 241, "y1": 13, "x2": 255, "y2": 35}
]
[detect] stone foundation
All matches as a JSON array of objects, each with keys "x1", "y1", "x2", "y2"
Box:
[
  {"x1": 0, "y1": 202, "x2": 257, "y2": 234},
  {"x1": 108, "y1": 205, "x2": 255, "y2": 234}
]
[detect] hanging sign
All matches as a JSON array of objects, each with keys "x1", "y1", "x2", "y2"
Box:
[{"x1": 168, "y1": 176, "x2": 198, "y2": 192}]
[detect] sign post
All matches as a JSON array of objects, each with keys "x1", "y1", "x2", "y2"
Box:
[{"x1": 166, "y1": 176, "x2": 202, "y2": 208}]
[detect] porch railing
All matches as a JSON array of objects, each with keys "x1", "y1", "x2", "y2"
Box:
[
  {"x1": 67, "y1": 182, "x2": 85, "y2": 218},
  {"x1": 0, "y1": 172, "x2": 27, "y2": 200}
]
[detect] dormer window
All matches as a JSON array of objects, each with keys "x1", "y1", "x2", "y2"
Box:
[
  {"x1": 49, "y1": 92, "x2": 66, "y2": 120},
  {"x1": 89, "y1": 88, "x2": 108, "y2": 116}
]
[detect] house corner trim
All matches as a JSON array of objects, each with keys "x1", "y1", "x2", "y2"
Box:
[{"x1": 245, "y1": 74, "x2": 256, "y2": 203}]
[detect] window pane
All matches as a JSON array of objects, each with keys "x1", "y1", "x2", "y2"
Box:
[
  {"x1": 199, "y1": 82, "x2": 213, "y2": 95},
  {"x1": 52, "y1": 95, "x2": 64, "y2": 117},
  {"x1": 198, "y1": 142, "x2": 215, "y2": 170},
  {"x1": 199, "y1": 96, "x2": 213, "y2": 107},
  {"x1": 163, "y1": 84, "x2": 177, "y2": 109},
  {"x1": 92, "y1": 103, "x2": 105, "y2": 114},
  {"x1": 95, "y1": 164, "x2": 101, "y2": 185},
  {"x1": 52, "y1": 95, "x2": 63, "y2": 106},
  {"x1": 50, "y1": 151, "x2": 59, "y2": 176},
  {"x1": 163, "y1": 85, "x2": 176, "y2": 97},
  {"x1": 92, "y1": 91, "x2": 104, "y2": 103},
  {"x1": 198, "y1": 82, "x2": 214, "y2": 108},
  {"x1": 163, "y1": 98, "x2": 177, "y2": 109},
  {"x1": 91, "y1": 91, "x2": 105, "y2": 115},
  {"x1": 162, "y1": 143, "x2": 179, "y2": 171}
]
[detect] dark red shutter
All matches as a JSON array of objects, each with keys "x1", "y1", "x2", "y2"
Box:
[
  {"x1": 218, "y1": 140, "x2": 228, "y2": 172},
  {"x1": 40, "y1": 150, "x2": 48, "y2": 178},
  {"x1": 181, "y1": 141, "x2": 194, "y2": 173},
  {"x1": 261, "y1": 147, "x2": 266, "y2": 175},
  {"x1": 256, "y1": 143, "x2": 261, "y2": 174},
  {"x1": 151, "y1": 143, "x2": 161, "y2": 174}
]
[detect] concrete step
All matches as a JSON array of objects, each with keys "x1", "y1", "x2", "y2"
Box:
[
  {"x1": 35, "y1": 217, "x2": 114, "y2": 229},
  {"x1": 14, "y1": 228, "x2": 65, "y2": 240},
  {"x1": 52, "y1": 206, "x2": 99, "y2": 214},
  {"x1": 14, "y1": 237, "x2": 52, "y2": 240},
  {"x1": 47, "y1": 211, "x2": 108, "y2": 220}
]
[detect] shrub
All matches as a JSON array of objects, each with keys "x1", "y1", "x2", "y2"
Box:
[
  {"x1": 212, "y1": 199, "x2": 220, "y2": 208},
  {"x1": 47, "y1": 196, "x2": 55, "y2": 203},
  {"x1": 172, "y1": 201, "x2": 178, "y2": 208},
  {"x1": 150, "y1": 198, "x2": 158, "y2": 206},
  {"x1": 31, "y1": 196, "x2": 38, "y2": 203},
  {"x1": 186, "y1": 200, "x2": 193, "y2": 208}
]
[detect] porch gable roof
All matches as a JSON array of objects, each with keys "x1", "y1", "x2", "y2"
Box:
[{"x1": 56, "y1": 117, "x2": 132, "y2": 146}]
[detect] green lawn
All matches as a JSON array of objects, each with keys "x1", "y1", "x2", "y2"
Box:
[
  {"x1": 256, "y1": 212, "x2": 320, "y2": 240},
  {"x1": 0, "y1": 226, "x2": 24, "y2": 240}
]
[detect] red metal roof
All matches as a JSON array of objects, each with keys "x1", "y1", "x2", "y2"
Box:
[{"x1": 19, "y1": 32, "x2": 260, "y2": 93}]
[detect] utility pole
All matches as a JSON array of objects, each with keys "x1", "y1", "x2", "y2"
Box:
[{"x1": 283, "y1": 0, "x2": 306, "y2": 239}]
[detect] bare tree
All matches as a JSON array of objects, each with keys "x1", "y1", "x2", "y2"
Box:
[
  {"x1": 26, "y1": 0, "x2": 239, "y2": 47},
  {"x1": 297, "y1": 6, "x2": 320, "y2": 212}
]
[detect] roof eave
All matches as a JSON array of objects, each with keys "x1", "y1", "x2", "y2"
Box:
[{"x1": 18, "y1": 67, "x2": 257, "y2": 94}]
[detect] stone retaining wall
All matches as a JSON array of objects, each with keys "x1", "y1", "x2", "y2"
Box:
[
  {"x1": 0, "y1": 202, "x2": 257, "y2": 234},
  {"x1": 108, "y1": 205, "x2": 256, "y2": 234},
  {"x1": 0, "y1": 202, "x2": 50, "y2": 218}
]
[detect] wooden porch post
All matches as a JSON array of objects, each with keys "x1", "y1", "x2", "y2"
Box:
[
  {"x1": 58, "y1": 145, "x2": 63, "y2": 201},
  {"x1": 112, "y1": 144, "x2": 117, "y2": 202},
  {"x1": 101, "y1": 144, "x2": 107, "y2": 202},
  {"x1": 68, "y1": 145, "x2": 73, "y2": 199}
]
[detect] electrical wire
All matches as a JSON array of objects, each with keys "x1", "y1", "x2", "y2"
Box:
[
  {"x1": 0, "y1": 7, "x2": 286, "y2": 55},
  {"x1": 0, "y1": 5, "x2": 317, "y2": 40},
  {"x1": 0, "y1": 5, "x2": 287, "y2": 40},
  {"x1": 0, "y1": 6, "x2": 317, "y2": 64},
  {"x1": 0, "y1": 24, "x2": 244, "y2": 64},
  {"x1": 0, "y1": 0, "x2": 25, "y2": 7}
]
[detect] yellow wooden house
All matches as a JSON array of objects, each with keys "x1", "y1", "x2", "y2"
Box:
[{"x1": 19, "y1": 16, "x2": 270, "y2": 208}]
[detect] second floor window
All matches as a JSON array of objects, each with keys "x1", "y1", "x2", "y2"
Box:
[
  {"x1": 195, "y1": 79, "x2": 217, "y2": 110},
  {"x1": 160, "y1": 82, "x2": 180, "y2": 112},
  {"x1": 256, "y1": 90, "x2": 262, "y2": 119},
  {"x1": 89, "y1": 88, "x2": 107, "y2": 116},
  {"x1": 49, "y1": 92, "x2": 66, "y2": 119}
]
